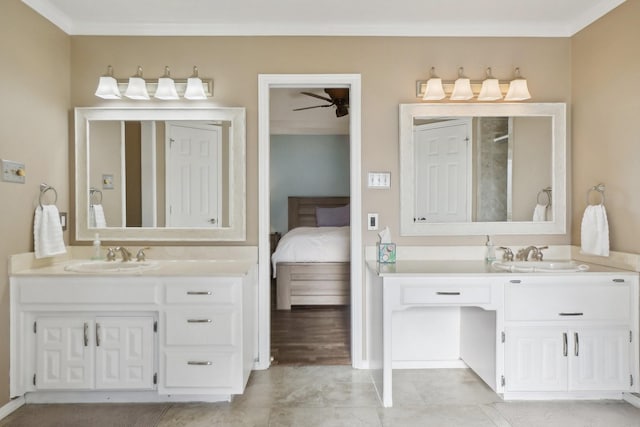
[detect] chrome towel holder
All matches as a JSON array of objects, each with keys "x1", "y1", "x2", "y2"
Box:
[
  {"x1": 536, "y1": 187, "x2": 552, "y2": 207},
  {"x1": 586, "y1": 183, "x2": 605, "y2": 206},
  {"x1": 39, "y1": 183, "x2": 58, "y2": 208}
]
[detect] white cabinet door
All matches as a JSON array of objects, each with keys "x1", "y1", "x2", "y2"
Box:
[
  {"x1": 569, "y1": 326, "x2": 630, "y2": 392},
  {"x1": 95, "y1": 317, "x2": 155, "y2": 390},
  {"x1": 36, "y1": 318, "x2": 95, "y2": 390},
  {"x1": 504, "y1": 326, "x2": 568, "y2": 392}
]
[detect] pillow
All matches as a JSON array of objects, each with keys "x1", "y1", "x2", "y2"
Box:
[{"x1": 316, "y1": 204, "x2": 350, "y2": 227}]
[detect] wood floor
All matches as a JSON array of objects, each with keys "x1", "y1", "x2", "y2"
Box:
[{"x1": 270, "y1": 282, "x2": 351, "y2": 365}]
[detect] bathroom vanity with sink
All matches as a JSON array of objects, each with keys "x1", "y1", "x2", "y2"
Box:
[
  {"x1": 9, "y1": 256, "x2": 257, "y2": 403},
  {"x1": 368, "y1": 260, "x2": 639, "y2": 407}
]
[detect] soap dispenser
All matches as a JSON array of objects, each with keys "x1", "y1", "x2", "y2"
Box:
[
  {"x1": 485, "y1": 235, "x2": 495, "y2": 263},
  {"x1": 92, "y1": 233, "x2": 102, "y2": 260}
]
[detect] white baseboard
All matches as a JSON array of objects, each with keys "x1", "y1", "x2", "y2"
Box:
[
  {"x1": 0, "y1": 396, "x2": 25, "y2": 421},
  {"x1": 623, "y1": 392, "x2": 640, "y2": 408},
  {"x1": 392, "y1": 360, "x2": 467, "y2": 369},
  {"x1": 24, "y1": 391, "x2": 231, "y2": 404}
]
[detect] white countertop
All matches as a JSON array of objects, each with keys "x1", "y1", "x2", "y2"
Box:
[
  {"x1": 12, "y1": 259, "x2": 255, "y2": 277},
  {"x1": 368, "y1": 260, "x2": 635, "y2": 277}
]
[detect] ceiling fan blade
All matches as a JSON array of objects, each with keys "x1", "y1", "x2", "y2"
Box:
[
  {"x1": 293, "y1": 104, "x2": 332, "y2": 111},
  {"x1": 300, "y1": 91, "x2": 334, "y2": 103}
]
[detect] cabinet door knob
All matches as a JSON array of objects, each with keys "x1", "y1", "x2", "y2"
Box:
[
  {"x1": 187, "y1": 361, "x2": 213, "y2": 366},
  {"x1": 186, "y1": 291, "x2": 212, "y2": 296},
  {"x1": 558, "y1": 312, "x2": 584, "y2": 317},
  {"x1": 83, "y1": 322, "x2": 89, "y2": 347},
  {"x1": 574, "y1": 332, "x2": 579, "y2": 357},
  {"x1": 187, "y1": 319, "x2": 212, "y2": 323},
  {"x1": 562, "y1": 332, "x2": 568, "y2": 357},
  {"x1": 436, "y1": 291, "x2": 461, "y2": 296}
]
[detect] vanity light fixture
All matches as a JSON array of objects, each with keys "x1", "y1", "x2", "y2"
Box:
[
  {"x1": 154, "y1": 66, "x2": 179, "y2": 100},
  {"x1": 94, "y1": 65, "x2": 214, "y2": 100},
  {"x1": 184, "y1": 66, "x2": 207, "y2": 100},
  {"x1": 422, "y1": 67, "x2": 446, "y2": 101},
  {"x1": 450, "y1": 67, "x2": 474, "y2": 101},
  {"x1": 124, "y1": 66, "x2": 150, "y2": 100},
  {"x1": 504, "y1": 68, "x2": 531, "y2": 101},
  {"x1": 94, "y1": 65, "x2": 121, "y2": 99},
  {"x1": 415, "y1": 66, "x2": 531, "y2": 102},
  {"x1": 478, "y1": 67, "x2": 503, "y2": 101}
]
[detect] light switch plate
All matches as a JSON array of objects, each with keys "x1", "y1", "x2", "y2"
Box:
[
  {"x1": 1, "y1": 159, "x2": 26, "y2": 184},
  {"x1": 368, "y1": 172, "x2": 390, "y2": 189},
  {"x1": 367, "y1": 213, "x2": 379, "y2": 231},
  {"x1": 102, "y1": 174, "x2": 114, "y2": 190}
]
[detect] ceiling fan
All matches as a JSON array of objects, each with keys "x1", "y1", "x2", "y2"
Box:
[{"x1": 293, "y1": 88, "x2": 350, "y2": 117}]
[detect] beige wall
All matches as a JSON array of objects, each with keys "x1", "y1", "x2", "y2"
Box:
[
  {"x1": 571, "y1": 0, "x2": 640, "y2": 253},
  {"x1": 0, "y1": 1, "x2": 70, "y2": 406},
  {"x1": 3, "y1": 0, "x2": 637, "y2": 409},
  {"x1": 70, "y1": 36, "x2": 572, "y2": 247}
]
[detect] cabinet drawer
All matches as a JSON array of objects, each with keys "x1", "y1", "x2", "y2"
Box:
[
  {"x1": 165, "y1": 310, "x2": 236, "y2": 346},
  {"x1": 19, "y1": 278, "x2": 159, "y2": 304},
  {"x1": 164, "y1": 351, "x2": 235, "y2": 388},
  {"x1": 165, "y1": 279, "x2": 238, "y2": 304},
  {"x1": 402, "y1": 284, "x2": 492, "y2": 305},
  {"x1": 505, "y1": 281, "x2": 630, "y2": 321}
]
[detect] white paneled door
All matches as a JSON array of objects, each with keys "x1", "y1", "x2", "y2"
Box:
[
  {"x1": 413, "y1": 119, "x2": 471, "y2": 223},
  {"x1": 166, "y1": 122, "x2": 222, "y2": 227}
]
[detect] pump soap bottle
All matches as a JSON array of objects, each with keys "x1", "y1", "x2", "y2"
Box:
[
  {"x1": 485, "y1": 235, "x2": 495, "y2": 263},
  {"x1": 92, "y1": 233, "x2": 102, "y2": 260}
]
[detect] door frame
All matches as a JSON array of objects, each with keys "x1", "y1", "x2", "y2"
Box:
[{"x1": 257, "y1": 74, "x2": 363, "y2": 369}]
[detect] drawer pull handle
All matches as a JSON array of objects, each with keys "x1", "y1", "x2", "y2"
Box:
[
  {"x1": 96, "y1": 323, "x2": 101, "y2": 347},
  {"x1": 83, "y1": 322, "x2": 89, "y2": 347},
  {"x1": 186, "y1": 291, "x2": 212, "y2": 296},
  {"x1": 558, "y1": 312, "x2": 584, "y2": 316},
  {"x1": 436, "y1": 292, "x2": 461, "y2": 296},
  {"x1": 612, "y1": 278, "x2": 625, "y2": 283},
  {"x1": 509, "y1": 280, "x2": 521, "y2": 284},
  {"x1": 563, "y1": 332, "x2": 568, "y2": 357},
  {"x1": 574, "y1": 332, "x2": 579, "y2": 357},
  {"x1": 187, "y1": 361, "x2": 213, "y2": 366},
  {"x1": 187, "y1": 319, "x2": 212, "y2": 323}
]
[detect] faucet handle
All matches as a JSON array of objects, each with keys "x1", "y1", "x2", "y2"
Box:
[
  {"x1": 498, "y1": 247, "x2": 514, "y2": 262},
  {"x1": 533, "y1": 246, "x2": 549, "y2": 261},
  {"x1": 136, "y1": 247, "x2": 150, "y2": 262},
  {"x1": 106, "y1": 247, "x2": 117, "y2": 262}
]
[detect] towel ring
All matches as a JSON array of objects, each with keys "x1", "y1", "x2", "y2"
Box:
[
  {"x1": 89, "y1": 187, "x2": 103, "y2": 207},
  {"x1": 586, "y1": 184, "x2": 605, "y2": 206},
  {"x1": 39, "y1": 183, "x2": 58, "y2": 209},
  {"x1": 536, "y1": 187, "x2": 552, "y2": 208}
]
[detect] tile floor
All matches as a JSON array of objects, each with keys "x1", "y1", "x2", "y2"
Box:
[{"x1": 2, "y1": 366, "x2": 640, "y2": 426}]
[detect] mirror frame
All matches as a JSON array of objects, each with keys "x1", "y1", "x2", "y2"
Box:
[
  {"x1": 74, "y1": 107, "x2": 246, "y2": 241},
  {"x1": 399, "y1": 103, "x2": 566, "y2": 236}
]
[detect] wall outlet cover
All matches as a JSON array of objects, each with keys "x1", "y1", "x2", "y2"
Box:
[{"x1": 1, "y1": 159, "x2": 26, "y2": 184}]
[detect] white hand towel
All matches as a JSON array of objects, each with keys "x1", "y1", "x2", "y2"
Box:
[
  {"x1": 532, "y1": 204, "x2": 547, "y2": 222},
  {"x1": 34, "y1": 205, "x2": 66, "y2": 259},
  {"x1": 91, "y1": 204, "x2": 107, "y2": 228},
  {"x1": 580, "y1": 204, "x2": 610, "y2": 256}
]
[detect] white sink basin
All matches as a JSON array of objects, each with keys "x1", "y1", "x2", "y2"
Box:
[
  {"x1": 64, "y1": 260, "x2": 159, "y2": 273},
  {"x1": 492, "y1": 260, "x2": 589, "y2": 273}
]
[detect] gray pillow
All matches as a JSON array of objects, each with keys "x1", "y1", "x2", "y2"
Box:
[{"x1": 316, "y1": 204, "x2": 350, "y2": 227}]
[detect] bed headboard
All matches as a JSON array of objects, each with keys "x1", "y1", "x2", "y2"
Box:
[{"x1": 288, "y1": 196, "x2": 350, "y2": 230}]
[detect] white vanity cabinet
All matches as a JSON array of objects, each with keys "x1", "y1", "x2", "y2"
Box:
[
  {"x1": 36, "y1": 316, "x2": 155, "y2": 391},
  {"x1": 10, "y1": 262, "x2": 256, "y2": 402},
  {"x1": 159, "y1": 277, "x2": 254, "y2": 395},
  {"x1": 503, "y1": 275, "x2": 638, "y2": 398}
]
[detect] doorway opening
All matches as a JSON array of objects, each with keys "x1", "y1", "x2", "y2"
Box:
[{"x1": 257, "y1": 74, "x2": 363, "y2": 370}]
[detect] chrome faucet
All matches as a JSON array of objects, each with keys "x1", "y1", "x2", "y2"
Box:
[
  {"x1": 516, "y1": 245, "x2": 548, "y2": 261},
  {"x1": 114, "y1": 246, "x2": 133, "y2": 262},
  {"x1": 136, "y1": 247, "x2": 150, "y2": 262},
  {"x1": 498, "y1": 247, "x2": 514, "y2": 261}
]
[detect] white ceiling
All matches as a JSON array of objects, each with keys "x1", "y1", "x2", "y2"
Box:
[{"x1": 22, "y1": 0, "x2": 625, "y2": 37}]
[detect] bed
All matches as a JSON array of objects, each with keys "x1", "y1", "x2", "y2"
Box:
[{"x1": 272, "y1": 196, "x2": 350, "y2": 310}]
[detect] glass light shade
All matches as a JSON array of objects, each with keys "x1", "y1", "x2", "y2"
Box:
[
  {"x1": 505, "y1": 79, "x2": 531, "y2": 101},
  {"x1": 124, "y1": 76, "x2": 150, "y2": 100},
  {"x1": 184, "y1": 77, "x2": 207, "y2": 100},
  {"x1": 422, "y1": 78, "x2": 445, "y2": 100},
  {"x1": 154, "y1": 77, "x2": 179, "y2": 100},
  {"x1": 450, "y1": 78, "x2": 473, "y2": 100},
  {"x1": 478, "y1": 78, "x2": 502, "y2": 101},
  {"x1": 94, "y1": 75, "x2": 121, "y2": 99}
]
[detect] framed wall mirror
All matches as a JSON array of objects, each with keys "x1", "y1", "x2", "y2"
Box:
[
  {"x1": 399, "y1": 103, "x2": 566, "y2": 236},
  {"x1": 74, "y1": 107, "x2": 246, "y2": 241}
]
